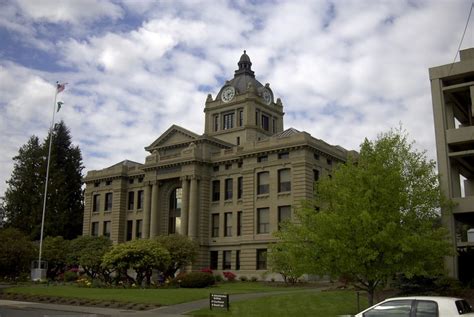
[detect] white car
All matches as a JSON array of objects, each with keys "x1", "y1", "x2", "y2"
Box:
[{"x1": 354, "y1": 296, "x2": 474, "y2": 316}]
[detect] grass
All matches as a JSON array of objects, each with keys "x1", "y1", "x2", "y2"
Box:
[
  {"x1": 5, "y1": 282, "x2": 305, "y2": 306},
  {"x1": 190, "y1": 290, "x2": 369, "y2": 317}
]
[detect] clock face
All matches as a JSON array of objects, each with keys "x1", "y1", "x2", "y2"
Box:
[
  {"x1": 262, "y1": 89, "x2": 272, "y2": 105},
  {"x1": 221, "y1": 86, "x2": 235, "y2": 103}
]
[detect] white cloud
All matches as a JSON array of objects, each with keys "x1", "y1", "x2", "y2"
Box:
[
  {"x1": 0, "y1": 0, "x2": 472, "y2": 197},
  {"x1": 15, "y1": 0, "x2": 123, "y2": 24}
]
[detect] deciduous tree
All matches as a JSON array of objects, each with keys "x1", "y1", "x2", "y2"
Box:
[
  {"x1": 0, "y1": 228, "x2": 37, "y2": 279},
  {"x1": 102, "y1": 239, "x2": 170, "y2": 286},
  {"x1": 155, "y1": 234, "x2": 198, "y2": 279},
  {"x1": 277, "y1": 129, "x2": 453, "y2": 305}
]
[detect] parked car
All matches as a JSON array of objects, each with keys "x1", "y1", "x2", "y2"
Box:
[{"x1": 354, "y1": 296, "x2": 474, "y2": 316}]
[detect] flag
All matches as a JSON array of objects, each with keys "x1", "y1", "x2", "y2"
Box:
[
  {"x1": 57, "y1": 101, "x2": 64, "y2": 112},
  {"x1": 56, "y1": 81, "x2": 68, "y2": 94}
]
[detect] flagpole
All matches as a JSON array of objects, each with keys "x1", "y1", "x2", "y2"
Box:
[{"x1": 37, "y1": 84, "x2": 59, "y2": 276}]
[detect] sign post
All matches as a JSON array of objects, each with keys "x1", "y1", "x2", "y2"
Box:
[{"x1": 210, "y1": 293, "x2": 230, "y2": 311}]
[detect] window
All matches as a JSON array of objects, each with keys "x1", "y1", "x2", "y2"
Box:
[
  {"x1": 236, "y1": 136, "x2": 240, "y2": 145},
  {"x1": 211, "y1": 214, "x2": 219, "y2": 237},
  {"x1": 363, "y1": 300, "x2": 413, "y2": 317},
  {"x1": 257, "y1": 155, "x2": 268, "y2": 162},
  {"x1": 94, "y1": 182, "x2": 100, "y2": 187},
  {"x1": 223, "y1": 113, "x2": 234, "y2": 130},
  {"x1": 103, "y1": 221, "x2": 111, "y2": 238},
  {"x1": 106, "y1": 180, "x2": 112, "y2": 186},
  {"x1": 238, "y1": 109, "x2": 243, "y2": 126},
  {"x1": 213, "y1": 114, "x2": 219, "y2": 131},
  {"x1": 210, "y1": 251, "x2": 218, "y2": 270},
  {"x1": 415, "y1": 301, "x2": 438, "y2": 317},
  {"x1": 137, "y1": 190, "x2": 144, "y2": 210},
  {"x1": 212, "y1": 180, "x2": 220, "y2": 201},
  {"x1": 455, "y1": 300, "x2": 473, "y2": 314},
  {"x1": 257, "y1": 172, "x2": 269, "y2": 195},
  {"x1": 225, "y1": 178, "x2": 233, "y2": 200},
  {"x1": 278, "y1": 169, "x2": 291, "y2": 192},
  {"x1": 278, "y1": 206, "x2": 291, "y2": 229},
  {"x1": 237, "y1": 211, "x2": 242, "y2": 236},
  {"x1": 235, "y1": 250, "x2": 240, "y2": 270},
  {"x1": 255, "y1": 110, "x2": 259, "y2": 126},
  {"x1": 213, "y1": 165, "x2": 219, "y2": 172},
  {"x1": 136, "y1": 219, "x2": 143, "y2": 238},
  {"x1": 313, "y1": 169, "x2": 320, "y2": 182},
  {"x1": 278, "y1": 152, "x2": 289, "y2": 159},
  {"x1": 237, "y1": 177, "x2": 243, "y2": 199},
  {"x1": 126, "y1": 220, "x2": 133, "y2": 241},
  {"x1": 257, "y1": 208, "x2": 269, "y2": 234},
  {"x1": 222, "y1": 250, "x2": 231, "y2": 270},
  {"x1": 128, "y1": 191, "x2": 134, "y2": 210},
  {"x1": 92, "y1": 194, "x2": 100, "y2": 212},
  {"x1": 224, "y1": 212, "x2": 232, "y2": 237},
  {"x1": 168, "y1": 188, "x2": 182, "y2": 235},
  {"x1": 129, "y1": 178, "x2": 134, "y2": 184},
  {"x1": 314, "y1": 153, "x2": 320, "y2": 160},
  {"x1": 225, "y1": 164, "x2": 231, "y2": 170},
  {"x1": 262, "y1": 114, "x2": 269, "y2": 131},
  {"x1": 91, "y1": 222, "x2": 99, "y2": 236},
  {"x1": 238, "y1": 161, "x2": 242, "y2": 168},
  {"x1": 105, "y1": 193, "x2": 113, "y2": 211},
  {"x1": 327, "y1": 158, "x2": 333, "y2": 165},
  {"x1": 272, "y1": 118, "x2": 276, "y2": 133},
  {"x1": 256, "y1": 249, "x2": 267, "y2": 270},
  {"x1": 138, "y1": 177, "x2": 143, "y2": 183}
]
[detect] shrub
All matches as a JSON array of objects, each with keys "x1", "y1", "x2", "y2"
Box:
[
  {"x1": 180, "y1": 272, "x2": 215, "y2": 288},
  {"x1": 239, "y1": 276, "x2": 248, "y2": 282},
  {"x1": 393, "y1": 274, "x2": 462, "y2": 295},
  {"x1": 200, "y1": 267, "x2": 213, "y2": 274},
  {"x1": 214, "y1": 274, "x2": 223, "y2": 282},
  {"x1": 250, "y1": 276, "x2": 258, "y2": 282},
  {"x1": 64, "y1": 270, "x2": 78, "y2": 282},
  {"x1": 223, "y1": 271, "x2": 236, "y2": 282}
]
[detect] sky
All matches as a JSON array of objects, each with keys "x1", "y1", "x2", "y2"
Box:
[{"x1": 0, "y1": 0, "x2": 473, "y2": 196}]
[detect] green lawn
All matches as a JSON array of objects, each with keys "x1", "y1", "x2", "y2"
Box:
[
  {"x1": 190, "y1": 290, "x2": 368, "y2": 317},
  {"x1": 5, "y1": 282, "x2": 305, "y2": 306}
]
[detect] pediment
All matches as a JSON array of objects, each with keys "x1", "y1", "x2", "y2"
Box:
[{"x1": 145, "y1": 125, "x2": 200, "y2": 152}]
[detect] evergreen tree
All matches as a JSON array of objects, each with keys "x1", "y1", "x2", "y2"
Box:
[
  {"x1": 3, "y1": 136, "x2": 44, "y2": 237},
  {"x1": 3, "y1": 121, "x2": 84, "y2": 240}
]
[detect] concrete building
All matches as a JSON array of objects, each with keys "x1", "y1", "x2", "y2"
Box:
[
  {"x1": 82, "y1": 51, "x2": 354, "y2": 277},
  {"x1": 430, "y1": 48, "x2": 474, "y2": 283}
]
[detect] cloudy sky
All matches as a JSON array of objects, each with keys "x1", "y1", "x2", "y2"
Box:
[{"x1": 0, "y1": 0, "x2": 473, "y2": 196}]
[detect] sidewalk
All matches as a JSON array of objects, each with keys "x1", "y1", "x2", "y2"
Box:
[{"x1": 0, "y1": 286, "x2": 328, "y2": 317}]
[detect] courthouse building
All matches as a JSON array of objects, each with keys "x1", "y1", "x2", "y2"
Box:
[
  {"x1": 430, "y1": 48, "x2": 474, "y2": 283},
  {"x1": 82, "y1": 51, "x2": 354, "y2": 276}
]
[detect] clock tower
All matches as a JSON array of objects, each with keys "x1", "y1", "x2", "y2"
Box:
[{"x1": 204, "y1": 51, "x2": 284, "y2": 145}]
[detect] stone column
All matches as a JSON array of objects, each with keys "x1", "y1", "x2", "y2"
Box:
[
  {"x1": 181, "y1": 177, "x2": 189, "y2": 236},
  {"x1": 188, "y1": 177, "x2": 198, "y2": 238},
  {"x1": 150, "y1": 181, "x2": 159, "y2": 238},
  {"x1": 143, "y1": 183, "x2": 151, "y2": 238}
]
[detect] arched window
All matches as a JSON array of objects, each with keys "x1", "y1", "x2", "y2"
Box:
[{"x1": 169, "y1": 187, "x2": 182, "y2": 234}]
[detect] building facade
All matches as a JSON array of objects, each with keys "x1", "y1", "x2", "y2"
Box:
[
  {"x1": 430, "y1": 48, "x2": 474, "y2": 283},
  {"x1": 83, "y1": 52, "x2": 353, "y2": 277}
]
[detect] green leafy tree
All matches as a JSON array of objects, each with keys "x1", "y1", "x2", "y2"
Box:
[
  {"x1": 155, "y1": 234, "x2": 198, "y2": 279},
  {"x1": 42, "y1": 236, "x2": 70, "y2": 279},
  {"x1": 277, "y1": 129, "x2": 453, "y2": 305},
  {"x1": 3, "y1": 121, "x2": 84, "y2": 240},
  {"x1": 0, "y1": 228, "x2": 37, "y2": 279},
  {"x1": 269, "y1": 241, "x2": 305, "y2": 284},
  {"x1": 68, "y1": 236, "x2": 112, "y2": 281},
  {"x1": 102, "y1": 239, "x2": 170, "y2": 286}
]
